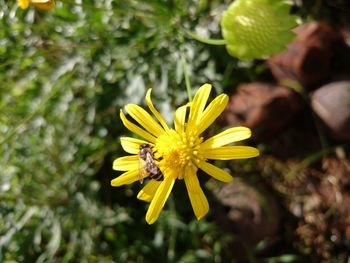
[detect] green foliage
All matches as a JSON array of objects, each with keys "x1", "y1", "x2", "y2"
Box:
[
  {"x1": 2, "y1": 0, "x2": 347, "y2": 262},
  {"x1": 0, "y1": 0, "x2": 230, "y2": 262}
]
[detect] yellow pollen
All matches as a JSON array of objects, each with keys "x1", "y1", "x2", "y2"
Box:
[{"x1": 154, "y1": 129, "x2": 204, "y2": 175}]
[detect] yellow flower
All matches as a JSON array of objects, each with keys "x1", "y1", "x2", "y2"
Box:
[
  {"x1": 111, "y1": 84, "x2": 259, "y2": 224},
  {"x1": 17, "y1": 0, "x2": 55, "y2": 10}
]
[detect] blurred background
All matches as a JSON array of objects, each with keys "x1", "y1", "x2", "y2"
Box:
[{"x1": 1, "y1": 0, "x2": 350, "y2": 262}]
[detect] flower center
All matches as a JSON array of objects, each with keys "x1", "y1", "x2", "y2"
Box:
[{"x1": 154, "y1": 129, "x2": 204, "y2": 179}]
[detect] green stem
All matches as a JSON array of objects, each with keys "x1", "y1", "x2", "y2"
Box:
[
  {"x1": 285, "y1": 144, "x2": 348, "y2": 179},
  {"x1": 184, "y1": 29, "x2": 226, "y2": 46},
  {"x1": 280, "y1": 80, "x2": 328, "y2": 150},
  {"x1": 167, "y1": 195, "x2": 177, "y2": 263},
  {"x1": 179, "y1": 34, "x2": 192, "y2": 101},
  {"x1": 180, "y1": 49, "x2": 192, "y2": 101},
  {"x1": 312, "y1": 111, "x2": 328, "y2": 150}
]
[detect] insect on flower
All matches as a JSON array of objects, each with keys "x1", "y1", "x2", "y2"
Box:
[
  {"x1": 138, "y1": 143, "x2": 164, "y2": 184},
  {"x1": 111, "y1": 84, "x2": 260, "y2": 224}
]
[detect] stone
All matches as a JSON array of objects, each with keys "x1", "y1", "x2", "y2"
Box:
[
  {"x1": 267, "y1": 22, "x2": 342, "y2": 87},
  {"x1": 311, "y1": 81, "x2": 350, "y2": 141},
  {"x1": 294, "y1": 22, "x2": 341, "y2": 50},
  {"x1": 210, "y1": 180, "x2": 280, "y2": 259},
  {"x1": 222, "y1": 82, "x2": 304, "y2": 142}
]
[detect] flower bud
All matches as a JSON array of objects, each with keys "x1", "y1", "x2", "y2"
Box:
[{"x1": 221, "y1": 0, "x2": 298, "y2": 60}]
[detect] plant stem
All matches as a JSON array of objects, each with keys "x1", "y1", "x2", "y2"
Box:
[
  {"x1": 280, "y1": 80, "x2": 328, "y2": 150},
  {"x1": 179, "y1": 33, "x2": 192, "y2": 101},
  {"x1": 184, "y1": 29, "x2": 226, "y2": 46},
  {"x1": 167, "y1": 195, "x2": 177, "y2": 263}
]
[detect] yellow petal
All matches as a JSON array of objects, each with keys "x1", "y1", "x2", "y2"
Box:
[
  {"x1": 120, "y1": 137, "x2": 149, "y2": 154},
  {"x1": 112, "y1": 155, "x2": 139, "y2": 171},
  {"x1": 125, "y1": 104, "x2": 165, "y2": 137},
  {"x1": 111, "y1": 169, "x2": 140, "y2": 187},
  {"x1": 137, "y1": 180, "x2": 162, "y2": 203},
  {"x1": 204, "y1": 146, "x2": 260, "y2": 160},
  {"x1": 196, "y1": 94, "x2": 228, "y2": 135},
  {"x1": 31, "y1": 0, "x2": 55, "y2": 10},
  {"x1": 174, "y1": 104, "x2": 188, "y2": 133},
  {"x1": 201, "y1": 127, "x2": 252, "y2": 149},
  {"x1": 120, "y1": 110, "x2": 156, "y2": 143},
  {"x1": 187, "y1": 84, "x2": 212, "y2": 132},
  {"x1": 145, "y1": 172, "x2": 176, "y2": 224},
  {"x1": 184, "y1": 172, "x2": 209, "y2": 220},
  {"x1": 198, "y1": 161, "x2": 233, "y2": 182},
  {"x1": 146, "y1": 89, "x2": 169, "y2": 131},
  {"x1": 17, "y1": 0, "x2": 30, "y2": 9},
  {"x1": 31, "y1": 0, "x2": 53, "y2": 2}
]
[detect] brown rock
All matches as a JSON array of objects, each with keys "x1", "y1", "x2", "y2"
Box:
[
  {"x1": 211, "y1": 180, "x2": 280, "y2": 259},
  {"x1": 294, "y1": 22, "x2": 341, "y2": 50},
  {"x1": 267, "y1": 22, "x2": 342, "y2": 87},
  {"x1": 223, "y1": 82, "x2": 304, "y2": 142},
  {"x1": 311, "y1": 81, "x2": 350, "y2": 141},
  {"x1": 268, "y1": 42, "x2": 331, "y2": 87}
]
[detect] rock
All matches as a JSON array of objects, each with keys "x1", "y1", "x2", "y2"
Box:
[
  {"x1": 294, "y1": 22, "x2": 341, "y2": 50},
  {"x1": 267, "y1": 22, "x2": 342, "y2": 87},
  {"x1": 268, "y1": 42, "x2": 331, "y2": 87},
  {"x1": 210, "y1": 180, "x2": 280, "y2": 259},
  {"x1": 311, "y1": 81, "x2": 350, "y2": 141},
  {"x1": 223, "y1": 82, "x2": 304, "y2": 142}
]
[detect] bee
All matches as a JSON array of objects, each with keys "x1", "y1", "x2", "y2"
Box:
[{"x1": 138, "y1": 143, "x2": 164, "y2": 184}]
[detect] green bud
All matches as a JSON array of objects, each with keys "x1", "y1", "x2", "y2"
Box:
[{"x1": 221, "y1": 0, "x2": 298, "y2": 60}]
